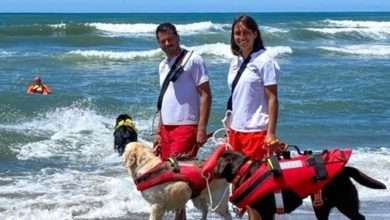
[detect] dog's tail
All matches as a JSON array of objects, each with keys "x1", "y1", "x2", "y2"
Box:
[{"x1": 344, "y1": 166, "x2": 387, "y2": 189}]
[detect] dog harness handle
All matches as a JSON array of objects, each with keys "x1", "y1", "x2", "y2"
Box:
[{"x1": 201, "y1": 144, "x2": 228, "y2": 179}]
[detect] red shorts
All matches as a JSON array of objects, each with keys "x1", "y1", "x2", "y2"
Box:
[
  {"x1": 159, "y1": 124, "x2": 199, "y2": 160},
  {"x1": 228, "y1": 129, "x2": 268, "y2": 160}
]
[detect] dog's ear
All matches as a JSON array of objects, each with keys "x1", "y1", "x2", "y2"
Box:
[
  {"x1": 216, "y1": 157, "x2": 234, "y2": 178},
  {"x1": 215, "y1": 154, "x2": 232, "y2": 177},
  {"x1": 227, "y1": 151, "x2": 248, "y2": 174},
  {"x1": 113, "y1": 126, "x2": 138, "y2": 156},
  {"x1": 113, "y1": 128, "x2": 126, "y2": 156},
  {"x1": 215, "y1": 151, "x2": 247, "y2": 182}
]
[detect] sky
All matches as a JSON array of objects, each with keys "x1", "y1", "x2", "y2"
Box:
[{"x1": 0, "y1": 0, "x2": 390, "y2": 13}]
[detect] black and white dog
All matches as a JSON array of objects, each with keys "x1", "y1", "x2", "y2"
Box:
[{"x1": 214, "y1": 150, "x2": 386, "y2": 220}]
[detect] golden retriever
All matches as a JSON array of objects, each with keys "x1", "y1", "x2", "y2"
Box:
[
  {"x1": 122, "y1": 142, "x2": 232, "y2": 220},
  {"x1": 114, "y1": 114, "x2": 232, "y2": 220}
]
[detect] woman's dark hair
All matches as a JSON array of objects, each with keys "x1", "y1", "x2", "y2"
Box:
[
  {"x1": 230, "y1": 15, "x2": 265, "y2": 56},
  {"x1": 156, "y1": 22, "x2": 179, "y2": 40}
]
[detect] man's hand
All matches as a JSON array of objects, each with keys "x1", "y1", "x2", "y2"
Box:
[{"x1": 196, "y1": 128, "x2": 208, "y2": 147}]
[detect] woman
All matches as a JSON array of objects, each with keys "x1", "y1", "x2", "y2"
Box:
[
  {"x1": 226, "y1": 14, "x2": 281, "y2": 220},
  {"x1": 227, "y1": 15, "x2": 280, "y2": 161}
]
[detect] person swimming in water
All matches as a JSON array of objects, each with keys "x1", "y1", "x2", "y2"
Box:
[{"x1": 26, "y1": 76, "x2": 52, "y2": 95}]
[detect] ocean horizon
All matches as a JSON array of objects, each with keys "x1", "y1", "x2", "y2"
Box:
[{"x1": 1, "y1": 12, "x2": 389, "y2": 219}]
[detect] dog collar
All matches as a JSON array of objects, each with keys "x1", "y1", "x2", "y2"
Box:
[{"x1": 115, "y1": 119, "x2": 137, "y2": 130}]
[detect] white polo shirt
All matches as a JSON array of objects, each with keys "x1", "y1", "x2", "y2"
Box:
[
  {"x1": 159, "y1": 52, "x2": 209, "y2": 125},
  {"x1": 227, "y1": 49, "x2": 280, "y2": 132}
]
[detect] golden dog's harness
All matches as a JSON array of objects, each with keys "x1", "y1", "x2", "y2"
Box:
[
  {"x1": 116, "y1": 116, "x2": 206, "y2": 197},
  {"x1": 134, "y1": 158, "x2": 206, "y2": 198}
]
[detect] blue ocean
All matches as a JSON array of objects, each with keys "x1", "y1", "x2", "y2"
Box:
[{"x1": 0, "y1": 13, "x2": 389, "y2": 219}]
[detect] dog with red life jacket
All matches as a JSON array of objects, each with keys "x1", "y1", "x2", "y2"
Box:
[
  {"x1": 113, "y1": 114, "x2": 232, "y2": 220},
  {"x1": 202, "y1": 145, "x2": 386, "y2": 220}
]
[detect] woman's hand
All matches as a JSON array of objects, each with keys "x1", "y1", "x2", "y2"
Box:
[{"x1": 265, "y1": 134, "x2": 284, "y2": 155}]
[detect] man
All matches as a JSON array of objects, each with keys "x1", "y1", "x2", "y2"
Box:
[
  {"x1": 153, "y1": 23, "x2": 212, "y2": 161},
  {"x1": 26, "y1": 76, "x2": 51, "y2": 95}
]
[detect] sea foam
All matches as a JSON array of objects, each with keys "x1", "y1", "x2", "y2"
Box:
[
  {"x1": 306, "y1": 19, "x2": 390, "y2": 40},
  {"x1": 319, "y1": 45, "x2": 390, "y2": 57},
  {"x1": 88, "y1": 21, "x2": 229, "y2": 36},
  {"x1": 66, "y1": 43, "x2": 293, "y2": 62}
]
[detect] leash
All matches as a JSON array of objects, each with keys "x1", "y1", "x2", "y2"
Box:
[
  {"x1": 210, "y1": 110, "x2": 233, "y2": 149},
  {"x1": 204, "y1": 174, "x2": 230, "y2": 212},
  {"x1": 203, "y1": 113, "x2": 233, "y2": 212},
  {"x1": 151, "y1": 111, "x2": 161, "y2": 136}
]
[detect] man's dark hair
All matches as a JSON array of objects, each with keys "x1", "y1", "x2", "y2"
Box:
[
  {"x1": 231, "y1": 15, "x2": 265, "y2": 56},
  {"x1": 156, "y1": 22, "x2": 179, "y2": 39}
]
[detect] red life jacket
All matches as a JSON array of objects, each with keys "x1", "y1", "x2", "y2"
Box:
[
  {"x1": 134, "y1": 159, "x2": 206, "y2": 197},
  {"x1": 28, "y1": 84, "x2": 50, "y2": 95},
  {"x1": 230, "y1": 149, "x2": 352, "y2": 209}
]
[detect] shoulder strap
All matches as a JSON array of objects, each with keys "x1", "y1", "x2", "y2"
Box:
[
  {"x1": 170, "y1": 50, "x2": 193, "y2": 82},
  {"x1": 226, "y1": 54, "x2": 253, "y2": 110},
  {"x1": 156, "y1": 49, "x2": 188, "y2": 111}
]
